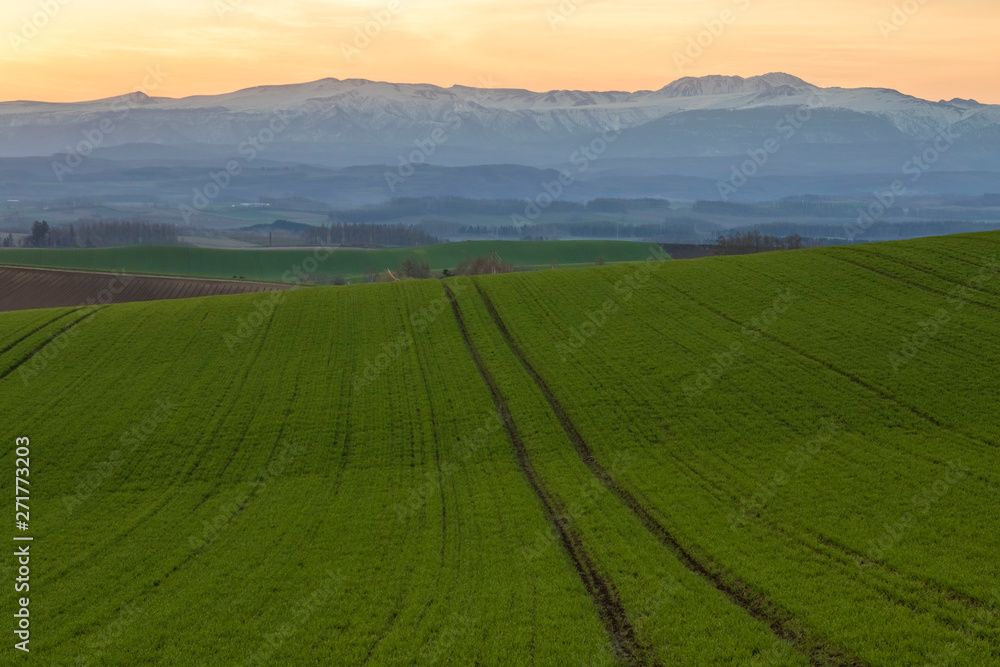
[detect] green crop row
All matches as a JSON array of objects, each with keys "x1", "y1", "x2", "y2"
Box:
[{"x1": 1, "y1": 231, "x2": 997, "y2": 664}]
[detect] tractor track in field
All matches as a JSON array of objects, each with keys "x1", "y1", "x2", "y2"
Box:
[
  {"x1": 825, "y1": 254, "x2": 1000, "y2": 315},
  {"x1": 765, "y1": 524, "x2": 1000, "y2": 643},
  {"x1": 656, "y1": 274, "x2": 999, "y2": 455},
  {"x1": 442, "y1": 282, "x2": 654, "y2": 666},
  {"x1": 648, "y1": 277, "x2": 1000, "y2": 617},
  {"x1": 0, "y1": 308, "x2": 81, "y2": 357},
  {"x1": 0, "y1": 307, "x2": 106, "y2": 381},
  {"x1": 853, "y1": 248, "x2": 1000, "y2": 299},
  {"x1": 471, "y1": 280, "x2": 866, "y2": 667},
  {"x1": 808, "y1": 530, "x2": 997, "y2": 616}
]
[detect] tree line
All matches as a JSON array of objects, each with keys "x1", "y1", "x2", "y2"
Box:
[
  {"x1": 714, "y1": 230, "x2": 805, "y2": 255},
  {"x1": 19, "y1": 220, "x2": 179, "y2": 248}
]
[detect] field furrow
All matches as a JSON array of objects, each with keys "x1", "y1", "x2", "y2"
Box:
[{"x1": 471, "y1": 279, "x2": 865, "y2": 666}]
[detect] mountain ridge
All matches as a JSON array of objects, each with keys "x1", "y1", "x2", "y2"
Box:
[{"x1": 2, "y1": 73, "x2": 999, "y2": 169}]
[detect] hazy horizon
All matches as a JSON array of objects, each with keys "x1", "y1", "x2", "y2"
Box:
[
  {"x1": 4, "y1": 0, "x2": 998, "y2": 104},
  {"x1": 2, "y1": 70, "x2": 994, "y2": 107}
]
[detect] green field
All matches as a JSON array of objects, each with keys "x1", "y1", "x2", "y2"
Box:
[
  {"x1": 1, "y1": 232, "x2": 999, "y2": 664},
  {"x1": 0, "y1": 241, "x2": 654, "y2": 284}
]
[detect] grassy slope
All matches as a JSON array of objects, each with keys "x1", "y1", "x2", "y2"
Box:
[
  {"x1": 1, "y1": 231, "x2": 998, "y2": 664},
  {"x1": 472, "y1": 231, "x2": 1000, "y2": 664},
  {"x1": 0, "y1": 240, "x2": 657, "y2": 283}
]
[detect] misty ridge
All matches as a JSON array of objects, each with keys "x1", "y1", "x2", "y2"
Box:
[{"x1": 1, "y1": 72, "x2": 998, "y2": 243}]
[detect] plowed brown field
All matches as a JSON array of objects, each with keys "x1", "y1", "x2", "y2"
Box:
[{"x1": 0, "y1": 266, "x2": 294, "y2": 312}]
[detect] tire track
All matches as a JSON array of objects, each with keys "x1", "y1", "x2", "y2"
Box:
[
  {"x1": 0, "y1": 307, "x2": 105, "y2": 382},
  {"x1": 471, "y1": 280, "x2": 865, "y2": 667},
  {"x1": 655, "y1": 272, "x2": 998, "y2": 451},
  {"x1": 0, "y1": 308, "x2": 80, "y2": 357},
  {"x1": 824, "y1": 253, "x2": 1000, "y2": 315},
  {"x1": 808, "y1": 530, "x2": 996, "y2": 615},
  {"x1": 442, "y1": 282, "x2": 652, "y2": 666},
  {"x1": 854, "y1": 248, "x2": 1000, "y2": 299},
  {"x1": 645, "y1": 276, "x2": 1000, "y2": 608}
]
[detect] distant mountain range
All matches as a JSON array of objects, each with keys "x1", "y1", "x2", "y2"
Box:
[
  {"x1": 2, "y1": 73, "x2": 998, "y2": 165},
  {"x1": 1, "y1": 74, "x2": 998, "y2": 207}
]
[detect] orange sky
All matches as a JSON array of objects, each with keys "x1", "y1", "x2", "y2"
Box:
[{"x1": 3, "y1": 0, "x2": 998, "y2": 103}]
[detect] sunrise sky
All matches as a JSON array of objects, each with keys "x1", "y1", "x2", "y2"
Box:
[{"x1": 3, "y1": 0, "x2": 998, "y2": 104}]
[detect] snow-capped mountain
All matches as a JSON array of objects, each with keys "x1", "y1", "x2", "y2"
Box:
[{"x1": 1, "y1": 73, "x2": 998, "y2": 166}]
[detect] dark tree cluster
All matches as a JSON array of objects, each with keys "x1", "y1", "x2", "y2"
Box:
[
  {"x1": 714, "y1": 230, "x2": 804, "y2": 255},
  {"x1": 454, "y1": 253, "x2": 515, "y2": 276},
  {"x1": 459, "y1": 225, "x2": 525, "y2": 238},
  {"x1": 400, "y1": 258, "x2": 432, "y2": 279},
  {"x1": 22, "y1": 219, "x2": 178, "y2": 248}
]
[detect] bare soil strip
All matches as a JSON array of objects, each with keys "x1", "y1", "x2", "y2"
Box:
[
  {"x1": 472, "y1": 281, "x2": 866, "y2": 667},
  {"x1": 442, "y1": 283, "x2": 653, "y2": 666},
  {"x1": 0, "y1": 266, "x2": 294, "y2": 312}
]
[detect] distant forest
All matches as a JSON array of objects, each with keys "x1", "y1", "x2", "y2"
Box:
[
  {"x1": 713, "y1": 231, "x2": 808, "y2": 255},
  {"x1": 459, "y1": 221, "x2": 695, "y2": 241},
  {"x1": 14, "y1": 220, "x2": 179, "y2": 248},
  {"x1": 727, "y1": 220, "x2": 1000, "y2": 241}
]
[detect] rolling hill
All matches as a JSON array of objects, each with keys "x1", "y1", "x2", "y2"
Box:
[
  {"x1": 1, "y1": 232, "x2": 998, "y2": 664},
  {"x1": 0, "y1": 241, "x2": 653, "y2": 284}
]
